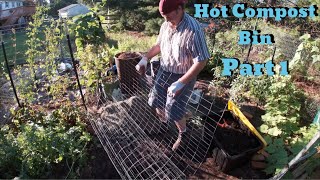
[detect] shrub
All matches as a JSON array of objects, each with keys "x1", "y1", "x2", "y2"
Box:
[
  {"x1": 144, "y1": 18, "x2": 163, "y2": 36},
  {"x1": 0, "y1": 105, "x2": 91, "y2": 179}
]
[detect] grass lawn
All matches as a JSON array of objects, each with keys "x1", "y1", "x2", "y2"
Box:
[
  {"x1": 0, "y1": 31, "x2": 28, "y2": 66},
  {"x1": 106, "y1": 31, "x2": 157, "y2": 54}
]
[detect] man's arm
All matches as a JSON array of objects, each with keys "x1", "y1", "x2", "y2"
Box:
[
  {"x1": 145, "y1": 44, "x2": 161, "y2": 60},
  {"x1": 178, "y1": 60, "x2": 207, "y2": 84},
  {"x1": 136, "y1": 44, "x2": 161, "y2": 74}
]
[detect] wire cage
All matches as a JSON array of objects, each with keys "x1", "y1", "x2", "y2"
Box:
[{"x1": 87, "y1": 59, "x2": 229, "y2": 179}]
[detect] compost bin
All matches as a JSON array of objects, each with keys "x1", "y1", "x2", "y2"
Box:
[
  {"x1": 114, "y1": 52, "x2": 142, "y2": 95},
  {"x1": 204, "y1": 101, "x2": 267, "y2": 172}
]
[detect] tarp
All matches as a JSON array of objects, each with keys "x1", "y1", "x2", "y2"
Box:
[
  {"x1": 58, "y1": 4, "x2": 90, "y2": 18},
  {"x1": 313, "y1": 110, "x2": 320, "y2": 125}
]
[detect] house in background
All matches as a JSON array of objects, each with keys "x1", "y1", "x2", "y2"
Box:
[
  {"x1": 0, "y1": 0, "x2": 35, "y2": 27},
  {"x1": 58, "y1": 4, "x2": 90, "y2": 19}
]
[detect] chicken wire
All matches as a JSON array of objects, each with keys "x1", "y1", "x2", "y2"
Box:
[{"x1": 87, "y1": 61, "x2": 228, "y2": 179}]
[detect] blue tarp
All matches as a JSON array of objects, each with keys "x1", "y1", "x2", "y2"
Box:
[{"x1": 313, "y1": 110, "x2": 320, "y2": 125}]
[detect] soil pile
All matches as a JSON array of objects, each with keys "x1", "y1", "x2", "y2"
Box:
[{"x1": 117, "y1": 52, "x2": 141, "y2": 60}]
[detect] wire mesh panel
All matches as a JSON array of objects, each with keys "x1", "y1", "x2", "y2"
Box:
[
  {"x1": 88, "y1": 60, "x2": 228, "y2": 179},
  {"x1": 88, "y1": 96, "x2": 186, "y2": 179}
]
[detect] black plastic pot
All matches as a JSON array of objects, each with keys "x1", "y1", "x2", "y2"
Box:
[{"x1": 204, "y1": 111, "x2": 263, "y2": 172}]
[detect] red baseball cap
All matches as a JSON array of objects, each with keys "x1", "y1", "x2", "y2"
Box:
[{"x1": 159, "y1": 0, "x2": 187, "y2": 14}]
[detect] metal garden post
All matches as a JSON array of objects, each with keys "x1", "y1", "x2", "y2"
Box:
[
  {"x1": 63, "y1": 21, "x2": 87, "y2": 110},
  {"x1": 1, "y1": 31, "x2": 22, "y2": 108}
]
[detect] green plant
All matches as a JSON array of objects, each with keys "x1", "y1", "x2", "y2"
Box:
[
  {"x1": 78, "y1": 44, "x2": 110, "y2": 90},
  {"x1": 125, "y1": 12, "x2": 145, "y2": 31},
  {"x1": 260, "y1": 77, "x2": 303, "y2": 137},
  {"x1": 144, "y1": 18, "x2": 163, "y2": 36},
  {"x1": 70, "y1": 10, "x2": 111, "y2": 93},
  {"x1": 20, "y1": 6, "x2": 47, "y2": 103},
  {"x1": 289, "y1": 34, "x2": 320, "y2": 81},
  {"x1": 257, "y1": 77, "x2": 320, "y2": 175},
  {"x1": 72, "y1": 12, "x2": 106, "y2": 50},
  {"x1": 0, "y1": 105, "x2": 91, "y2": 179},
  {"x1": 263, "y1": 124, "x2": 320, "y2": 176},
  {"x1": 213, "y1": 30, "x2": 245, "y2": 58},
  {"x1": 228, "y1": 74, "x2": 276, "y2": 105},
  {"x1": 0, "y1": 125, "x2": 21, "y2": 177},
  {"x1": 41, "y1": 18, "x2": 72, "y2": 101}
]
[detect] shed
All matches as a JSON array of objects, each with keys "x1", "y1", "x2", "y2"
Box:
[{"x1": 58, "y1": 4, "x2": 90, "y2": 19}]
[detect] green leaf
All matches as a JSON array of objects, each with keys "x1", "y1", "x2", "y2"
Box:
[
  {"x1": 299, "y1": 34, "x2": 311, "y2": 41},
  {"x1": 311, "y1": 46, "x2": 319, "y2": 53},
  {"x1": 296, "y1": 43, "x2": 304, "y2": 52},
  {"x1": 312, "y1": 55, "x2": 320, "y2": 64},
  {"x1": 264, "y1": 166, "x2": 276, "y2": 175},
  {"x1": 264, "y1": 135, "x2": 273, "y2": 144},
  {"x1": 273, "y1": 138, "x2": 285, "y2": 147},
  {"x1": 260, "y1": 124, "x2": 269, "y2": 133}
]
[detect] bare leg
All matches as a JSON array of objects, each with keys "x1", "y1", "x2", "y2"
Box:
[
  {"x1": 172, "y1": 113, "x2": 191, "y2": 151},
  {"x1": 156, "y1": 108, "x2": 167, "y2": 123},
  {"x1": 172, "y1": 119, "x2": 186, "y2": 151},
  {"x1": 175, "y1": 118, "x2": 187, "y2": 133},
  {"x1": 175, "y1": 111, "x2": 191, "y2": 133}
]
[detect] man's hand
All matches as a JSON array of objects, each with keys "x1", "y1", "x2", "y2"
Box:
[
  {"x1": 168, "y1": 80, "x2": 185, "y2": 97},
  {"x1": 135, "y1": 56, "x2": 148, "y2": 74}
]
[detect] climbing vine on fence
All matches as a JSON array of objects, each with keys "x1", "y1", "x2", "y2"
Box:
[
  {"x1": 42, "y1": 18, "x2": 71, "y2": 101},
  {"x1": 77, "y1": 44, "x2": 110, "y2": 90},
  {"x1": 70, "y1": 11, "x2": 111, "y2": 92},
  {"x1": 16, "y1": 6, "x2": 47, "y2": 103}
]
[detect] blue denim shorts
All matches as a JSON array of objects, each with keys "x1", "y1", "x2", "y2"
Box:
[{"x1": 148, "y1": 68, "x2": 195, "y2": 122}]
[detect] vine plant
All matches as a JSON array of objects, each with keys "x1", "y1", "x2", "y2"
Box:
[
  {"x1": 70, "y1": 11, "x2": 110, "y2": 93},
  {"x1": 42, "y1": 18, "x2": 71, "y2": 101},
  {"x1": 17, "y1": 6, "x2": 47, "y2": 103},
  {"x1": 259, "y1": 76, "x2": 320, "y2": 176},
  {"x1": 0, "y1": 105, "x2": 91, "y2": 178},
  {"x1": 289, "y1": 34, "x2": 320, "y2": 81}
]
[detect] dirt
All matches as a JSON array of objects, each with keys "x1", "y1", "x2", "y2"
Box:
[
  {"x1": 215, "y1": 128, "x2": 261, "y2": 156},
  {"x1": 189, "y1": 158, "x2": 237, "y2": 179},
  {"x1": 116, "y1": 52, "x2": 141, "y2": 60},
  {"x1": 294, "y1": 81, "x2": 320, "y2": 98},
  {"x1": 80, "y1": 137, "x2": 121, "y2": 179},
  {"x1": 310, "y1": 166, "x2": 320, "y2": 179}
]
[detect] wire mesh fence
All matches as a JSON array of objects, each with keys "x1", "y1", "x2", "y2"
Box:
[
  {"x1": 87, "y1": 57, "x2": 230, "y2": 179},
  {"x1": 0, "y1": 26, "x2": 28, "y2": 67}
]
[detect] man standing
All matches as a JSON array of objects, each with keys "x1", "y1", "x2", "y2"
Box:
[{"x1": 136, "y1": 0, "x2": 210, "y2": 151}]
